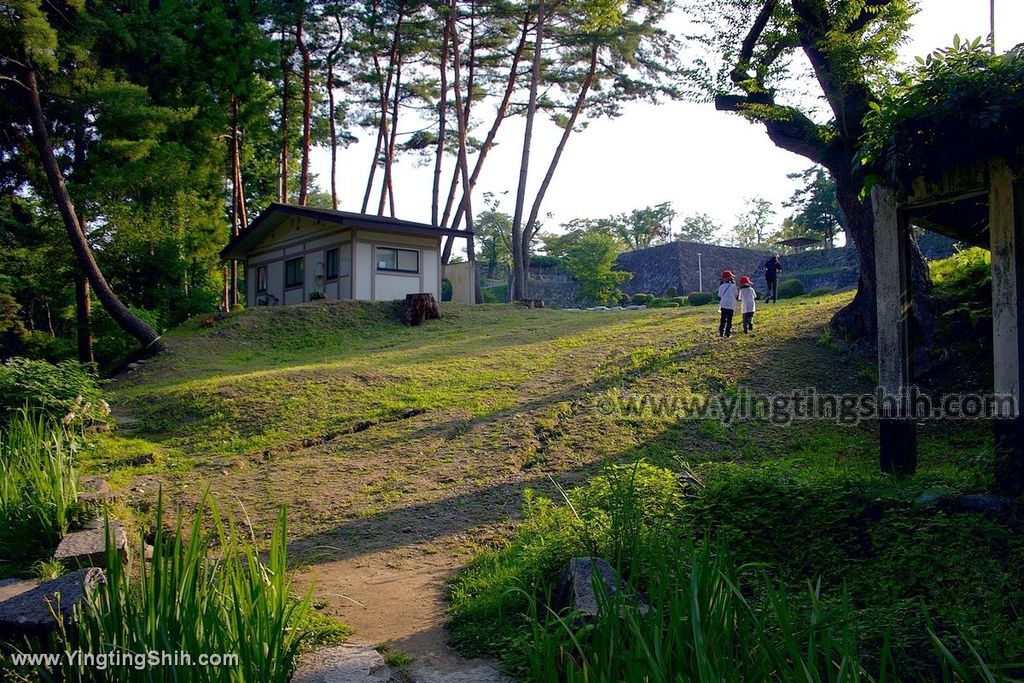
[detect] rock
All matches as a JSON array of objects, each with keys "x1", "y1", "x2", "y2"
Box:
[
  {"x1": 916, "y1": 492, "x2": 1014, "y2": 517},
  {"x1": 290, "y1": 643, "x2": 391, "y2": 683},
  {"x1": 126, "y1": 452, "x2": 156, "y2": 467},
  {"x1": 0, "y1": 568, "x2": 104, "y2": 638},
  {"x1": 552, "y1": 557, "x2": 649, "y2": 619},
  {"x1": 412, "y1": 663, "x2": 513, "y2": 683},
  {"x1": 126, "y1": 363, "x2": 139, "y2": 371},
  {"x1": 77, "y1": 477, "x2": 114, "y2": 504},
  {"x1": 54, "y1": 523, "x2": 128, "y2": 567},
  {"x1": 84, "y1": 421, "x2": 111, "y2": 434}
]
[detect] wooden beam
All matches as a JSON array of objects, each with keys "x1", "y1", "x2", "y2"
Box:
[
  {"x1": 989, "y1": 157, "x2": 1024, "y2": 495},
  {"x1": 872, "y1": 185, "x2": 917, "y2": 475}
]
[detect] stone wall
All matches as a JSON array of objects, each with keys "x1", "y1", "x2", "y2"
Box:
[{"x1": 614, "y1": 242, "x2": 771, "y2": 296}]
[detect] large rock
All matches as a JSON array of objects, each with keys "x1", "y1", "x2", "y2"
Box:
[
  {"x1": 291, "y1": 643, "x2": 391, "y2": 683},
  {"x1": 552, "y1": 557, "x2": 649, "y2": 619},
  {"x1": 0, "y1": 568, "x2": 104, "y2": 638},
  {"x1": 54, "y1": 523, "x2": 128, "y2": 567},
  {"x1": 77, "y1": 477, "x2": 115, "y2": 504}
]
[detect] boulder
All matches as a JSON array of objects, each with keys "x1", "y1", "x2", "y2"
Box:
[
  {"x1": 0, "y1": 568, "x2": 104, "y2": 638},
  {"x1": 552, "y1": 557, "x2": 649, "y2": 619},
  {"x1": 77, "y1": 477, "x2": 115, "y2": 504},
  {"x1": 126, "y1": 453, "x2": 156, "y2": 467},
  {"x1": 54, "y1": 523, "x2": 128, "y2": 567}
]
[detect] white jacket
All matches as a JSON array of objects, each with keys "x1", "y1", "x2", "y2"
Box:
[
  {"x1": 737, "y1": 285, "x2": 757, "y2": 313},
  {"x1": 718, "y1": 282, "x2": 737, "y2": 310}
]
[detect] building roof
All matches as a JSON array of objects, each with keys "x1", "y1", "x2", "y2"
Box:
[{"x1": 220, "y1": 203, "x2": 472, "y2": 260}]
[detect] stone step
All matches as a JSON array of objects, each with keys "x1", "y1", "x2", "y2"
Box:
[
  {"x1": 0, "y1": 568, "x2": 104, "y2": 638},
  {"x1": 54, "y1": 523, "x2": 128, "y2": 567},
  {"x1": 291, "y1": 643, "x2": 392, "y2": 683},
  {"x1": 77, "y1": 476, "x2": 117, "y2": 505}
]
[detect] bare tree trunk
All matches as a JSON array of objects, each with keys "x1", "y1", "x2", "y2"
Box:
[
  {"x1": 511, "y1": 0, "x2": 544, "y2": 300},
  {"x1": 229, "y1": 96, "x2": 242, "y2": 307},
  {"x1": 279, "y1": 24, "x2": 292, "y2": 203},
  {"x1": 441, "y1": 11, "x2": 531, "y2": 263},
  {"x1": 24, "y1": 64, "x2": 161, "y2": 352},
  {"x1": 296, "y1": 12, "x2": 312, "y2": 206},
  {"x1": 449, "y1": 0, "x2": 482, "y2": 303},
  {"x1": 234, "y1": 99, "x2": 249, "y2": 229},
  {"x1": 374, "y1": 11, "x2": 403, "y2": 216},
  {"x1": 75, "y1": 272, "x2": 94, "y2": 369},
  {"x1": 432, "y1": 10, "x2": 451, "y2": 226},
  {"x1": 521, "y1": 44, "x2": 597, "y2": 269},
  {"x1": 381, "y1": 40, "x2": 402, "y2": 217},
  {"x1": 328, "y1": 16, "x2": 344, "y2": 210}
]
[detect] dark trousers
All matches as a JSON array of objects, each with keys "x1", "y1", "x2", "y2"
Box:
[
  {"x1": 766, "y1": 277, "x2": 778, "y2": 302},
  {"x1": 742, "y1": 311, "x2": 754, "y2": 332},
  {"x1": 719, "y1": 308, "x2": 734, "y2": 337}
]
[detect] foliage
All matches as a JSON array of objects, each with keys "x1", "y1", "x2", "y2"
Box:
[
  {"x1": 784, "y1": 167, "x2": 843, "y2": 248},
  {"x1": 861, "y1": 40, "x2": 1024, "y2": 191},
  {"x1": 450, "y1": 461, "x2": 1024, "y2": 680},
  {"x1": 48, "y1": 494, "x2": 312, "y2": 683},
  {"x1": 441, "y1": 278, "x2": 453, "y2": 302},
  {"x1": 563, "y1": 232, "x2": 632, "y2": 306},
  {"x1": 631, "y1": 293, "x2": 654, "y2": 305},
  {"x1": 930, "y1": 247, "x2": 992, "y2": 330},
  {"x1": 0, "y1": 358, "x2": 106, "y2": 426},
  {"x1": 676, "y1": 212, "x2": 722, "y2": 244},
  {"x1": 665, "y1": 286, "x2": 677, "y2": 298},
  {"x1": 809, "y1": 286, "x2": 834, "y2": 297},
  {"x1": 90, "y1": 306, "x2": 163, "y2": 371},
  {"x1": 0, "y1": 412, "x2": 78, "y2": 566},
  {"x1": 611, "y1": 202, "x2": 677, "y2": 251},
  {"x1": 733, "y1": 197, "x2": 778, "y2": 248},
  {"x1": 777, "y1": 279, "x2": 805, "y2": 299},
  {"x1": 687, "y1": 291, "x2": 716, "y2": 306},
  {"x1": 308, "y1": 290, "x2": 326, "y2": 301}
]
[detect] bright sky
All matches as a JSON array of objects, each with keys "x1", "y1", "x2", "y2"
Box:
[{"x1": 310, "y1": 0, "x2": 1024, "y2": 249}]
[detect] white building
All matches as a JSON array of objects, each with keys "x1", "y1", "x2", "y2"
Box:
[{"x1": 221, "y1": 203, "x2": 473, "y2": 306}]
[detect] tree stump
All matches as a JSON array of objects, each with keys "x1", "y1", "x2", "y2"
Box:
[
  {"x1": 519, "y1": 298, "x2": 545, "y2": 309},
  {"x1": 401, "y1": 293, "x2": 440, "y2": 326}
]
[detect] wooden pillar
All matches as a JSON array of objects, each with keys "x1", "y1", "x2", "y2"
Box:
[
  {"x1": 872, "y1": 185, "x2": 917, "y2": 475},
  {"x1": 989, "y1": 157, "x2": 1024, "y2": 495}
]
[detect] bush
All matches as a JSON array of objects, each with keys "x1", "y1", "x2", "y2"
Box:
[
  {"x1": 0, "y1": 358, "x2": 106, "y2": 426},
  {"x1": 308, "y1": 290, "x2": 326, "y2": 301},
  {"x1": 230, "y1": 303, "x2": 246, "y2": 313},
  {"x1": 482, "y1": 285, "x2": 508, "y2": 304},
  {"x1": 441, "y1": 278, "x2": 454, "y2": 302},
  {"x1": 631, "y1": 293, "x2": 653, "y2": 305},
  {"x1": 617, "y1": 293, "x2": 631, "y2": 307},
  {"x1": 686, "y1": 291, "x2": 715, "y2": 306},
  {"x1": 665, "y1": 286, "x2": 678, "y2": 298},
  {"x1": 649, "y1": 299, "x2": 680, "y2": 308},
  {"x1": 92, "y1": 305, "x2": 162, "y2": 369},
  {"x1": 777, "y1": 279, "x2": 805, "y2": 299},
  {"x1": 808, "y1": 286, "x2": 833, "y2": 297},
  {"x1": 670, "y1": 296, "x2": 686, "y2": 306},
  {"x1": 0, "y1": 412, "x2": 78, "y2": 564},
  {"x1": 47, "y1": 494, "x2": 315, "y2": 683}
]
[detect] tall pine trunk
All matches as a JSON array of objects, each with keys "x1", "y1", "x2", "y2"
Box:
[
  {"x1": 296, "y1": 13, "x2": 312, "y2": 206},
  {"x1": 279, "y1": 24, "x2": 292, "y2": 203},
  {"x1": 24, "y1": 64, "x2": 161, "y2": 353},
  {"x1": 432, "y1": 10, "x2": 450, "y2": 226},
  {"x1": 327, "y1": 16, "x2": 344, "y2": 210},
  {"x1": 511, "y1": 0, "x2": 544, "y2": 300},
  {"x1": 74, "y1": 272, "x2": 94, "y2": 369}
]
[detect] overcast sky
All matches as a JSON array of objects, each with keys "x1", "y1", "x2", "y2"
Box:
[{"x1": 310, "y1": 0, "x2": 1024, "y2": 248}]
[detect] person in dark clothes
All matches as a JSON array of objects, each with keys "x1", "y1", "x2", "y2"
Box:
[
  {"x1": 717, "y1": 270, "x2": 737, "y2": 338},
  {"x1": 764, "y1": 254, "x2": 782, "y2": 302}
]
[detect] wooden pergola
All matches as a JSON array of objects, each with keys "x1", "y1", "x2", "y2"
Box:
[{"x1": 872, "y1": 156, "x2": 1023, "y2": 493}]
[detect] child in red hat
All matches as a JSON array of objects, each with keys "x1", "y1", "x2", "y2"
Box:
[
  {"x1": 717, "y1": 270, "x2": 737, "y2": 338},
  {"x1": 736, "y1": 275, "x2": 757, "y2": 333}
]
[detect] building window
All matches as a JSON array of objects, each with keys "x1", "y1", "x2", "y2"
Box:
[
  {"x1": 256, "y1": 265, "x2": 268, "y2": 293},
  {"x1": 285, "y1": 257, "x2": 304, "y2": 288},
  {"x1": 376, "y1": 247, "x2": 419, "y2": 274},
  {"x1": 325, "y1": 248, "x2": 339, "y2": 280}
]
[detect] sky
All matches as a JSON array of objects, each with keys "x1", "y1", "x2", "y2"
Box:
[{"x1": 309, "y1": 0, "x2": 1024, "y2": 250}]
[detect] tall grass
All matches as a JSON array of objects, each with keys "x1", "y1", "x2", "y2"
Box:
[
  {"x1": 54, "y1": 492, "x2": 311, "y2": 683},
  {"x1": 0, "y1": 411, "x2": 78, "y2": 564}
]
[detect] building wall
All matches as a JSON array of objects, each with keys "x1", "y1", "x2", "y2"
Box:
[{"x1": 244, "y1": 215, "x2": 441, "y2": 305}]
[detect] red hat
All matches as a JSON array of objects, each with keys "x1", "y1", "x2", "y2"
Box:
[
  {"x1": 721, "y1": 270, "x2": 733, "y2": 279},
  {"x1": 739, "y1": 276, "x2": 751, "y2": 285}
]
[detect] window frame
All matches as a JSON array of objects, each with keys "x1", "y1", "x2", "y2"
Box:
[
  {"x1": 375, "y1": 246, "x2": 420, "y2": 274},
  {"x1": 325, "y1": 248, "x2": 339, "y2": 281},
  {"x1": 256, "y1": 265, "x2": 268, "y2": 293},
  {"x1": 284, "y1": 257, "x2": 304, "y2": 289}
]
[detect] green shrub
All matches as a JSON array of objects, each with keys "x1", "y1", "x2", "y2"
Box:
[
  {"x1": 0, "y1": 358, "x2": 106, "y2": 426},
  {"x1": 230, "y1": 303, "x2": 246, "y2": 313},
  {"x1": 687, "y1": 291, "x2": 715, "y2": 306},
  {"x1": 649, "y1": 299, "x2": 680, "y2": 308},
  {"x1": 441, "y1": 278, "x2": 454, "y2": 302},
  {"x1": 631, "y1": 293, "x2": 653, "y2": 305},
  {"x1": 0, "y1": 412, "x2": 78, "y2": 564},
  {"x1": 49, "y1": 493, "x2": 315, "y2": 683},
  {"x1": 671, "y1": 296, "x2": 686, "y2": 305},
  {"x1": 482, "y1": 285, "x2": 508, "y2": 304},
  {"x1": 18, "y1": 331, "x2": 76, "y2": 363},
  {"x1": 808, "y1": 286, "x2": 834, "y2": 297},
  {"x1": 308, "y1": 290, "x2": 326, "y2": 301},
  {"x1": 777, "y1": 279, "x2": 805, "y2": 299},
  {"x1": 665, "y1": 286, "x2": 678, "y2": 298},
  {"x1": 92, "y1": 305, "x2": 162, "y2": 369},
  {"x1": 617, "y1": 293, "x2": 631, "y2": 307}
]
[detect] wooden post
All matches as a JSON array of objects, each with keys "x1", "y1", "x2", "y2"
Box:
[
  {"x1": 989, "y1": 157, "x2": 1024, "y2": 495},
  {"x1": 872, "y1": 185, "x2": 917, "y2": 475}
]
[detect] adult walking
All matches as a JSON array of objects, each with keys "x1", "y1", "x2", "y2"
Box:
[{"x1": 764, "y1": 254, "x2": 782, "y2": 303}]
